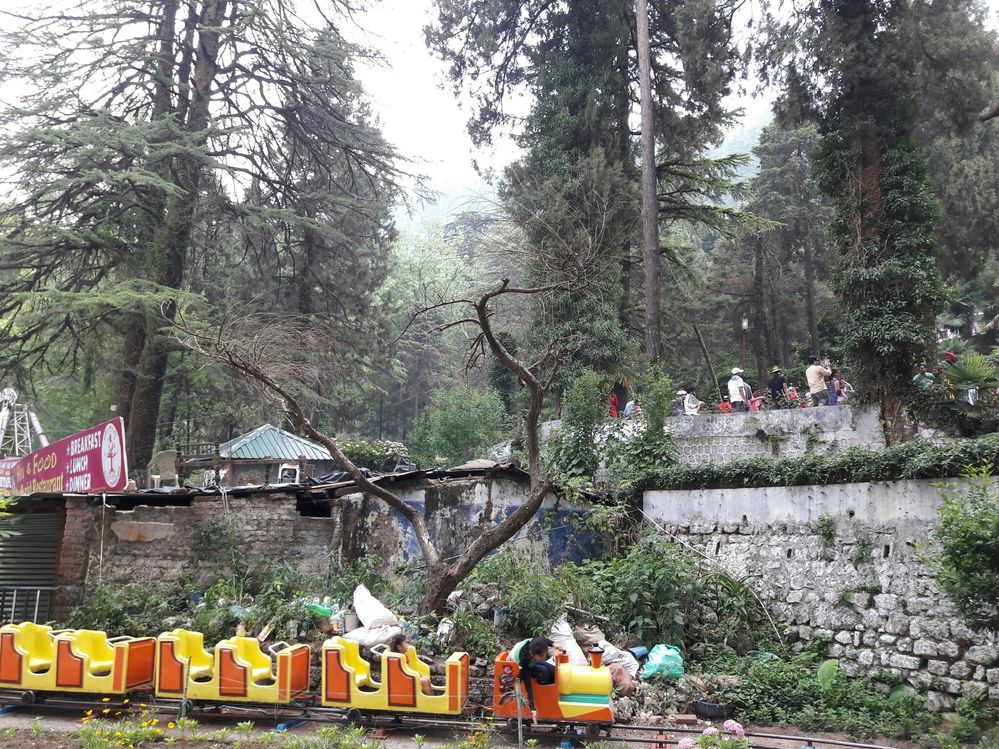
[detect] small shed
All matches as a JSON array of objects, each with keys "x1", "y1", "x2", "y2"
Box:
[{"x1": 191, "y1": 424, "x2": 338, "y2": 488}]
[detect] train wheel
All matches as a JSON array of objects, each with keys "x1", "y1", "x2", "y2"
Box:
[
  {"x1": 345, "y1": 708, "x2": 362, "y2": 725},
  {"x1": 506, "y1": 718, "x2": 518, "y2": 732},
  {"x1": 179, "y1": 699, "x2": 195, "y2": 717},
  {"x1": 19, "y1": 691, "x2": 35, "y2": 705},
  {"x1": 584, "y1": 723, "x2": 601, "y2": 739}
]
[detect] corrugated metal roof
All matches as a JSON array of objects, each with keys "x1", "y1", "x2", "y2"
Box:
[{"x1": 218, "y1": 424, "x2": 332, "y2": 461}]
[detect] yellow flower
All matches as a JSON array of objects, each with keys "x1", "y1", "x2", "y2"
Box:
[
  {"x1": 167, "y1": 722, "x2": 175, "y2": 729},
  {"x1": 102, "y1": 708, "x2": 110, "y2": 715},
  {"x1": 150, "y1": 718, "x2": 158, "y2": 725},
  {"x1": 122, "y1": 699, "x2": 130, "y2": 704},
  {"x1": 101, "y1": 697, "x2": 110, "y2": 702},
  {"x1": 139, "y1": 703, "x2": 147, "y2": 709},
  {"x1": 85, "y1": 709, "x2": 94, "y2": 716}
]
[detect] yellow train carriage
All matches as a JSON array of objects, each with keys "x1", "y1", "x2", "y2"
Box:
[
  {"x1": 154, "y1": 629, "x2": 310, "y2": 704},
  {"x1": 321, "y1": 636, "x2": 469, "y2": 715},
  {"x1": 0, "y1": 622, "x2": 154, "y2": 695}
]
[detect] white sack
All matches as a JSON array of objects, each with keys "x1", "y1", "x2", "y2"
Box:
[
  {"x1": 343, "y1": 624, "x2": 402, "y2": 649},
  {"x1": 353, "y1": 584, "x2": 399, "y2": 629},
  {"x1": 598, "y1": 639, "x2": 640, "y2": 677},
  {"x1": 549, "y1": 615, "x2": 588, "y2": 666}
]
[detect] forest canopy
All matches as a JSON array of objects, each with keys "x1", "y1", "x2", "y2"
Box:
[{"x1": 0, "y1": 0, "x2": 996, "y2": 469}]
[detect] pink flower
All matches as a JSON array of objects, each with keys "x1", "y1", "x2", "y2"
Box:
[
  {"x1": 723, "y1": 720, "x2": 745, "y2": 738},
  {"x1": 702, "y1": 727, "x2": 720, "y2": 736},
  {"x1": 678, "y1": 738, "x2": 697, "y2": 749}
]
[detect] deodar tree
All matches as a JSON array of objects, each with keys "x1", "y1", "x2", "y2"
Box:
[
  {"x1": 757, "y1": 0, "x2": 961, "y2": 441},
  {"x1": 0, "y1": 0, "x2": 401, "y2": 469},
  {"x1": 427, "y1": 0, "x2": 745, "y2": 372}
]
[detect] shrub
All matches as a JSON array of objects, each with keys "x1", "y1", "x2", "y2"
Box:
[
  {"x1": 578, "y1": 533, "x2": 775, "y2": 650},
  {"x1": 711, "y1": 648, "x2": 935, "y2": 740},
  {"x1": 336, "y1": 438, "x2": 409, "y2": 472},
  {"x1": 410, "y1": 383, "x2": 505, "y2": 466},
  {"x1": 931, "y1": 469, "x2": 999, "y2": 632},
  {"x1": 468, "y1": 546, "x2": 570, "y2": 636},
  {"x1": 641, "y1": 433, "x2": 999, "y2": 491},
  {"x1": 545, "y1": 369, "x2": 604, "y2": 480}
]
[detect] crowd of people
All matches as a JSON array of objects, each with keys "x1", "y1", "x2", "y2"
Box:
[{"x1": 613, "y1": 355, "x2": 856, "y2": 419}]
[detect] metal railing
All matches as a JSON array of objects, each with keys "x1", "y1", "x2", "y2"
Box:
[{"x1": 0, "y1": 586, "x2": 55, "y2": 624}]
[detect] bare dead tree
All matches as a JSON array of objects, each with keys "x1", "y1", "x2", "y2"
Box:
[{"x1": 176, "y1": 280, "x2": 556, "y2": 614}]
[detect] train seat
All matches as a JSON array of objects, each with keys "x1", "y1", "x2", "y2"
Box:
[
  {"x1": 69, "y1": 630, "x2": 117, "y2": 676},
  {"x1": 331, "y1": 637, "x2": 376, "y2": 689},
  {"x1": 222, "y1": 636, "x2": 275, "y2": 685},
  {"x1": 3, "y1": 622, "x2": 55, "y2": 673},
  {"x1": 164, "y1": 629, "x2": 213, "y2": 680}
]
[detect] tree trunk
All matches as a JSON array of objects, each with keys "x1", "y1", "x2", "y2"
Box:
[
  {"x1": 636, "y1": 0, "x2": 660, "y2": 362},
  {"x1": 692, "y1": 322, "x2": 722, "y2": 401},
  {"x1": 802, "y1": 237, "x2": 821, "y2": 356},
  {"x1": 752, "y1": 241, "x2": 768, "y2": 380},
  {"x1": 125, "y1": 0, "x2": 228, "y2": 472},
  {"x1": 116, "y1": 319, "x2": 146, "y2": 425},
  {"x1": 419, "y1": 565, "x2": 461, "y2": 616}
]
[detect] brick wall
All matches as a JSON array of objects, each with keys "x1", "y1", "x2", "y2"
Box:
[{"x1": 52, "y1": 497, "x2": 94, "y2": 620}]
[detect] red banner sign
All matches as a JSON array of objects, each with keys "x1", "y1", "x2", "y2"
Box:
[
  {"x1": 0, "y1": 457, "x2": 19, "y2": 496},
  {"x1": 12, "y1": 418, "x2": 128, "y2": 495}
]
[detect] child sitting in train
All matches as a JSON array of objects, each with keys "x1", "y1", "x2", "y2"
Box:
[
  {"x1": 509, "y1": 636, "x2": 557, "y2": 725},
  {"x1": 389, "y1": 633, "x2": 433, "y2": 696}
]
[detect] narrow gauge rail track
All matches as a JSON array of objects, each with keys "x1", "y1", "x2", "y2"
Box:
[{"x1": 0, "y1": 691, "x2": 901, "y2": 749}]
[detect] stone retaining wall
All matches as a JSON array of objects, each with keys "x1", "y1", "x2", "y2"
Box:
[
  {"x1": 644, "y1": 479, "x2": 998, "y2": 709},
  {"x1": 59, "y1": 477, "x2": 596, "y2": 613},
  {"x1": 667, "y1": 404, "x2": 886, "y2": 464}
]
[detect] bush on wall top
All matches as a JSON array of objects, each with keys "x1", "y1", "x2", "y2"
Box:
[{"x1": 640, "y1": 433, "x2": 999, "y2": 491}]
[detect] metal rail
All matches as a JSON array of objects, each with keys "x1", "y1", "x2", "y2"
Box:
[
  {"x1": 0, "y1": 586, "x2": 55, "y2": 625},
  {"x1": 0, "y1": 692, "x2": 906, "y2": 749}
]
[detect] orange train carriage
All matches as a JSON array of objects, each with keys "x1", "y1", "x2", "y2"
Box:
[
  {"x1": 492, "y1": 647, "x2": 614, "y2": 735},
  {"x1": 0, "y1": 622, "x2": 614, "y2": 730}
]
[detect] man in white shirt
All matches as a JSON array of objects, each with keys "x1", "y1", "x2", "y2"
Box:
[
  {"x1": 806, "y1": 355, "x2": 832, "y2": 406},
  {"x1": 728, "y1": 368, "x2": 747, "y2": 412}
]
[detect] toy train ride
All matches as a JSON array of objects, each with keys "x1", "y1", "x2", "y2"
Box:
[{"x1": 0, "y1": 622, "x2": 614, "y2": 735}]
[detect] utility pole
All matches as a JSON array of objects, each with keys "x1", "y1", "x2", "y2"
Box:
[{"x1": 636, "y1": 0, "x2": 660, "y2": 362}]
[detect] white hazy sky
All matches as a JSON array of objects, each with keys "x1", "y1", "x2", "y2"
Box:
[
  {"x1": 348, "y1": 0, "x2": 779, "y2": 231},
  {"x1": 348, "y1": 0, "x2": 520, "y2": 228}
]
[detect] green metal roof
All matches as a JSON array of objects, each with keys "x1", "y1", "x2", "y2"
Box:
[{"x1": 218, "y1": 424, "x2": 332, "y2": 462}]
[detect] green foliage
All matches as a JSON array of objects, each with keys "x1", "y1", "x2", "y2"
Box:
[
  {"x1": 468, "y1": 547, "x2": 570, "y2": 636},
  {"x1": 640, "y1": 365, "x2": 675, "y2": 436},
  {"x1": 707, "y1": 646, "x2": 935, "y2": 740},
  {"x1": 850, "y1": 532, "x2": 873, "y2": 566},
  {"x1": 546, "y1": 369, "x2": 605, "y2": 480},
  {"x1": 604, "y1": 367, "x2": 681, "y2": 483},
  {"x1": 931, "y1": 468, "x2": 999, "y2": 632},
  {"x1": 643, "y1": 433, "x2": 999, "y2": 491},
  {"x1": 410, "y1": 383, "x2": 505, "y2": 466},
  {"x1": 336, "y1": 439, "x2": 409, "y2": 472},
  {"x1": 815, "y1": 515, "x2": 835, "y2": 547},
  {"x1": 449, "y1": 604, "x2": 502, "y2": 661},
  {"x1": 816, "y1": 658, "x2": 839, "y2": 688},
  {"x1": 578, "y1": 533, "x2": 774, "y2": 649},
  {"x1": 67, "y1": 554, "x2": 390, "y2": 646}
]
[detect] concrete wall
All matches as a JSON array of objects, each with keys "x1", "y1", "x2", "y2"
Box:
[
  {"x1": 58, "y1": 477, "x2": 597, "y2": 612},
  {"x1": 644, "y1": 479, "x2": 999, "y2": 708}
]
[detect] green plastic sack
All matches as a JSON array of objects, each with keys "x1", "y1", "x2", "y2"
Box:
[{"x1": 640, "y1": 643, "x2": 684, "y2": 680}]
